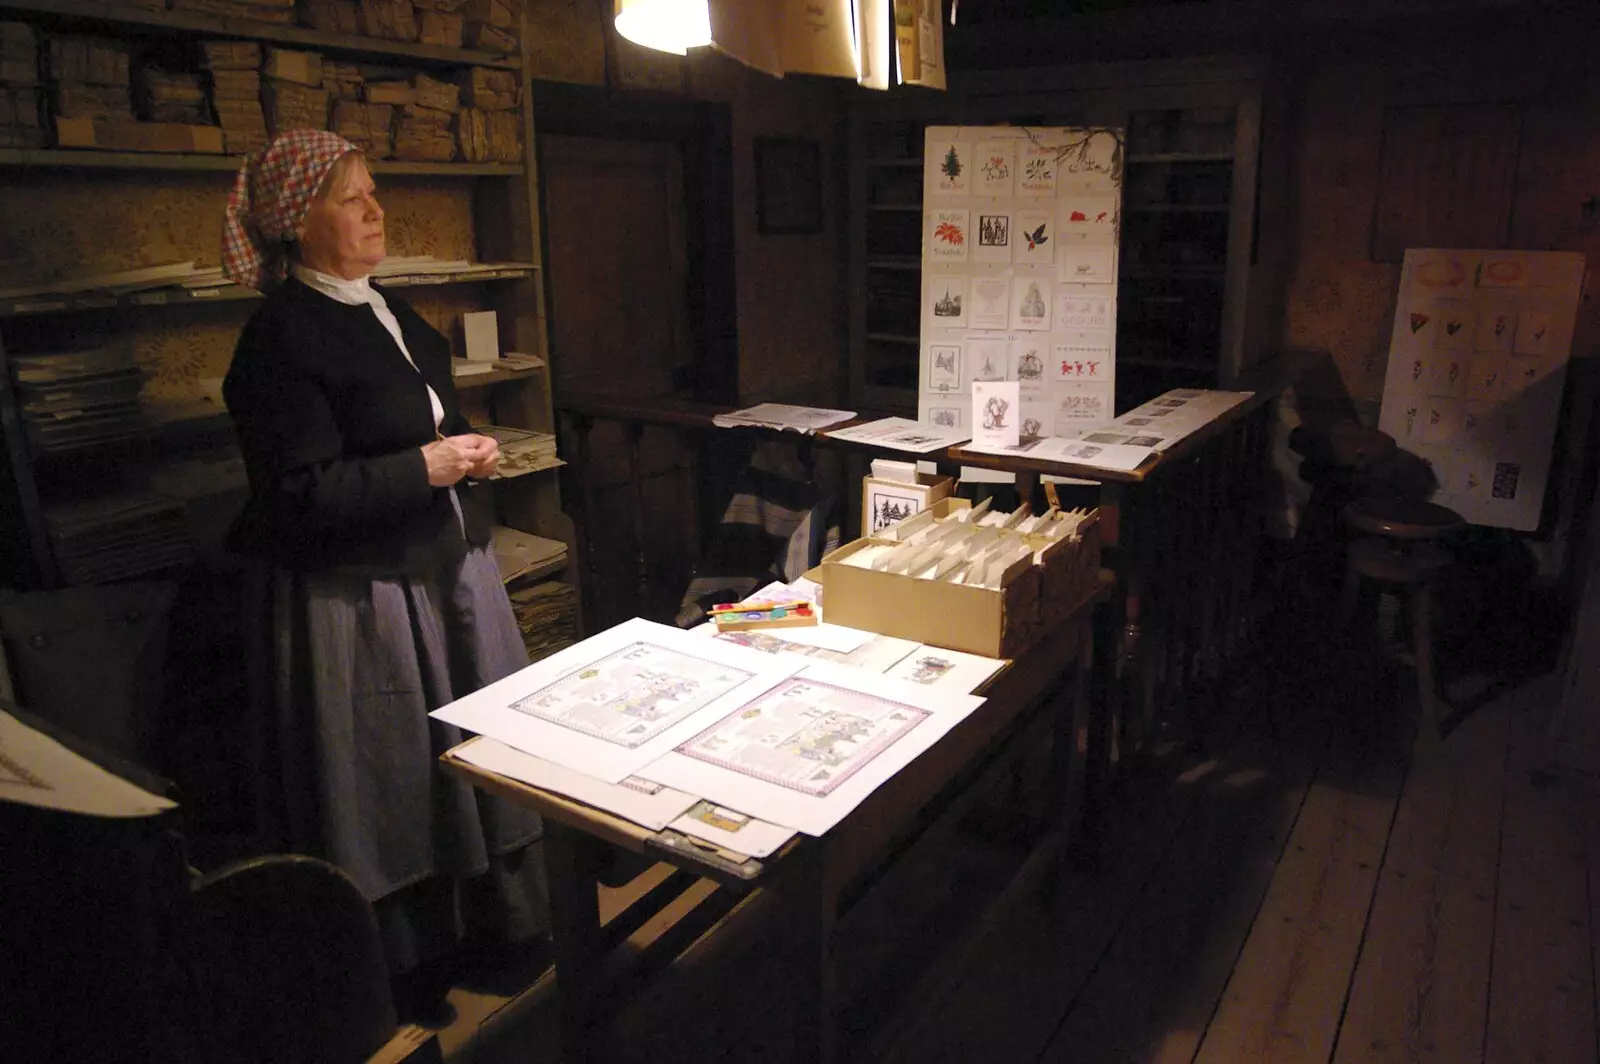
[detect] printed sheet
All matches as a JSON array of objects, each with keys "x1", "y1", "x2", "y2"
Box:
[
  {"x1": 451, "y1": 736, "x2": 700, "y2": 831},
  {"x1": 882, "y1": 644, "x2": 1008, "y2": 694},
  {"x1": 642, "y1": 661, "x2": 984, "y2": 836},
  {"x1": 431, "y1": 617, "x2": 800, "y2": 783},
  {"x1": 1376, "y1": 249, "x2": 1584, "y2": 530},
  {"x1": 0, "y1": 707, "x2": 176, "y2": 818}
]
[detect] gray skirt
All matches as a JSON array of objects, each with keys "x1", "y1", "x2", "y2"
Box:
[{"x1": 251, "y1": 544, "x2": 547, "y2": 969}]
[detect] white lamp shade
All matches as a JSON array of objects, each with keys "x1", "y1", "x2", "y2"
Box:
[{"x1": 614, "y1": 0, "x2": 712, "y2": 55}]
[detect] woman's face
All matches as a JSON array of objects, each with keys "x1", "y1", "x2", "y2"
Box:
[{"x1": 296, "y1": 154, "x2": 386, "y2": 280}]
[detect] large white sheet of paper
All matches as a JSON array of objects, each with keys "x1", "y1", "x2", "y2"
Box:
[
  {"x1": 882, "y1": 644, "x2": 1008, "y2": 694},
  {"x1": 823, "y1": 416, "x2": 969, "y2": 453},
  {"x1": 0, "y1": 708, "x2": 176, "y2": 818},
  {"x1": 1376, "y1": 249, "x2": 1584, "y2": 530},
  {"x1": 431, "y1": 617, "x2": 800, "y2": 783},
  {"x1": 641, "y1": 661, "x2": 984, "y2": 836},
  {"x1": 1108, "y1": 389, "x2": 1253, "y2": 451},
  {"x1": 452, "y1": 737, "x2": 699, "y2": 831},
  {"x1": 713, "y1": 403, "x2": 857, "y2": 433},
  {"x1": 667, "y1": 800, "x2": 797, "y2": 858}
]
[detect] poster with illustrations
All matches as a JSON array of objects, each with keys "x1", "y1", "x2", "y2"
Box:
[
  {"x1": 1377, "y1": 248, "x2": 1585, "y2": 530},
  {"x1": 917, "y1": 125, "x2": 1122, "y2": 462}
]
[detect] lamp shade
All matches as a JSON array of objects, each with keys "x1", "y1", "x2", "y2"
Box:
[{"x1": 614, "y1": 0, "x2": 711, "y2": 55}]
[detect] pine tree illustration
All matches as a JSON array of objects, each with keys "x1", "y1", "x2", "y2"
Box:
[{"x1": 941, "y1": 145, "x2": 962, "y2": 180}]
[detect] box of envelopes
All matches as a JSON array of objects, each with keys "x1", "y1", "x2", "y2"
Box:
[{"x1": 821, "y1": 498, "x2": 1094, "y2": 658}]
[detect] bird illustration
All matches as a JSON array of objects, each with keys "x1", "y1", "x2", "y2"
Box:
[{"x1": 1025, "y1": 223, "x2": 1049, "y2": 250}]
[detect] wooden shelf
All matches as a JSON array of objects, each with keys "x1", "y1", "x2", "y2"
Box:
[
  {"x1": 0, "y1": 0, "x2": 520, "y2": 69},
  {"x1": 453, "y1": 363, "x2": 548, "y2": 390},
  {"x1": 0, "y1": 148, "x2": 523, "y2": 175},
  {"x1": 0, "y1": 266, "x2": 537, "y2": 318},
  {"x1": 865, "y1": 332, "x2": 919, "y2": 346},
  {"x1": 865, "y1": 256, "x2": 922, "y2": 271}
]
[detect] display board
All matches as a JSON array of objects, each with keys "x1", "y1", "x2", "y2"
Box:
[
  {"x1": 1377, "y1": 249, "x2": 1585, "y2": 530},
  {"x1": 916, "y1": 126, "x2": 1123, "y2": 446}
]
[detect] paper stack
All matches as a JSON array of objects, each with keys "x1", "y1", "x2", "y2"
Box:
[
  {"x1": 0, "y1": 21, "x2": 42, "y2": 149},
  {"x1": 490, "y1": 524, "x2": 567, "y2": 584},
  {"x1": 297, "y1": 0, "x2": 361, "y2": 34},
  {"x1": 463, "y1": 0, "x2": 523, "y2": 55},
  {"x1": 44, "y1": 34, "x2": 133, "y2": 127},
  {"x1": 134, "y1": 66, "x2": 209, "y2": 125},
  {"x1": 415, "y1": 0, "x2": 469, "y2": 46},
  {"x1": 44, "y1": 489, "x2": 193, "y2": 586},
  {"x1": 392, "y1": 73, "x2": 458, "y2": 162},
  {"x1": 10, "y1": 347, "x2": 149, "y2": 455},
  {"x1": 508, "y1": 579, "x2": 579, "y2": 663},
  {"x1": 476, "y1": 424, "x2": 560, "y2": 479},
  {"x1": 712, "y1": 403, "x2": 857, "y2": 434}
]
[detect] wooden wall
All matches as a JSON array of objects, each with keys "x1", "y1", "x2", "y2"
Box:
[{"x1": 525, "y1": 0, "x2": 848, "y2": 405}]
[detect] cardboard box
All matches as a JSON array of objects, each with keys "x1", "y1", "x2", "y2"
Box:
[
  {"x1": 824, "y1": 497, "x2": 1102, "y2": 657},
  {"x1": 54, "y1": 117, "x2": 226, "y2": 154},
  {"x1": 821, "y1": 526, "x2": 1040, "y2": 659}
]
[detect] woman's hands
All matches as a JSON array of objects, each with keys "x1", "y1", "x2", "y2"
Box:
[{"x1": 421, "y1": 433, "x2": 500, "y2": 486}]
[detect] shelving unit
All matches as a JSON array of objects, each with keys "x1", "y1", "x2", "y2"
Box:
[
  {"x1": 0, "y1": 2, "x2": 577, "y2": 838},
  {"x1": 847, "y1": 58, "x2": 1270, "y2": 414}
]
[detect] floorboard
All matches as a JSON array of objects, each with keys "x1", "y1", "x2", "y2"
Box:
[
  {"x1": 1483, "y1": 678, "x2": 1594, "y2": 1064},
  {"x1": 1330, "y1": 692, "x2": 1510, "y2": 1064}
]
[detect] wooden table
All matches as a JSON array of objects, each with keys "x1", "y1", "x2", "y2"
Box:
[{"x1": 441, "y1": 573, "x2": 1113, "y2": 1064}]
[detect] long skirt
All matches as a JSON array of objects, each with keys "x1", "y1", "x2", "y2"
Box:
[{"x1": 250, "y1": 545, "x2": 548, "y2": 974}]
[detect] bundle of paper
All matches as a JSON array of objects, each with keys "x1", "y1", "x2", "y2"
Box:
[
  {"x1": 508, "y1": 579, "x2": 579, "y2": 663},
  {"x1": 296, "y1": 0, "x2": 361, "y2": 34},
  {"x1": 322, "y1": 60, "x2": 363, "y2": 101},
  {"x1": 489, "y1": 524, "x2": 567, "y2": 584},
  {"x1": 474, "y1": 424, "x2": 559, "y2": 478},
  {"x1": 171, "y1": 0, "x2": 297, "y2": 24},
  {"x1": 356, "y1": 0, "x2": 419, "y2": 42},
  {"x1": 712, "y1": 403, "x2": 857, "y2": 434},
  {"x1": 11, "y1": 347, "x2": 150, "y2": 455},
  {"x1": 135, "y1": 67, "x2": 210, "y2": 125},
  {"x1": 43, "y1": 489, "x2": 193, "y2": 585},
  {"x1": 454, "y1": 106, "x2": 519, "y2": 163},
  {"x1": 416, "y1": 9, "x2": 465, "y2": 46}
]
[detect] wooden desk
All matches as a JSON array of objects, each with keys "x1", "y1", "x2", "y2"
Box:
[{"x1": 441, "y1": 573, "x2": 1113, "y2": 1064}]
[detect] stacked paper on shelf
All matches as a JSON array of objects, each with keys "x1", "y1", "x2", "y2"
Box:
[
  {"x1": 489, "y1": 524, "x2": 566, "y2": 584},
  {"x1": 9, "y1": 347, "x2": 149, "y2": 454},
  {"x1": 0, "y1": 20, "x2": 43, "y2": 149},
  {"x1": 712, "y1": 403, "x2": 857, "y2": 434},
  {"x1": 44, "y1": 489, "x2": 193, "y2": 585},
  {"x1": 508, "y1": 579, "x2": 579, "y2": 663},
  {"x1": 475, "y1": 424, "x2": 560, "y2": 479},
  {"x1": 298, "y1": 0, "x2": 361, "y2": 34}
]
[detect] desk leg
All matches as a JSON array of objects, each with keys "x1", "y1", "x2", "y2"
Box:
[
  {"x1": 1042, "y1": 618, "x2": 1092, "y2": 906},
  {"x1": 783, "y1": 844, "x2": 838, "y2": 1064},
  {"x1": 545, "y1": 821, "x2": 607, "y2": 1064}
]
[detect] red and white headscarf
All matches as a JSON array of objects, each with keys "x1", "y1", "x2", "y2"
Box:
[{"x1": 222, "y1": 129, "x2": 359, "y2": 291}]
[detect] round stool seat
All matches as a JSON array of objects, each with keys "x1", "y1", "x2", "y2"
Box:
[
  {"x1": 1326, "y1": 422, "x2": 1397, "y2": 469},
  {"x1": 1343, "y1": 496, "x2": 1465, "y2": 540},
  {"x1": 1347, "y1": 536, "x2": 1451, "y2": 584}
]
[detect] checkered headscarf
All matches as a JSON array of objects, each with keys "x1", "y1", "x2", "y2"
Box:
[{"x1": 222, "y1": 129, "x2": 359, "y2": 291}]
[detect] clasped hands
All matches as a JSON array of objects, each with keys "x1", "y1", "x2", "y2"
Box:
[{"x1": 422, "y1": 432, "x2": 500, "y2": 486}]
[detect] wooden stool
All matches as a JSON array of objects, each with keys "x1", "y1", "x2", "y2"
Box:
[
  {"x1": 1289, "y1": 423, "x2": 1398, "y2": 585},
  {"x1": 1339, "y1": 496, "x2": 1465, "y2": 737}
]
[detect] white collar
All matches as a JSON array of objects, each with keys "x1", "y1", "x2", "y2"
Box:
[{"x1": 291, "y1": 263, "x2": 381, "y2": 306}]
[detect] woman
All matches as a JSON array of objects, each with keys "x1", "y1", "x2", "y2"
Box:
[{"x1": 220, "y1": 129, "x2": 546, "y2": 1011}]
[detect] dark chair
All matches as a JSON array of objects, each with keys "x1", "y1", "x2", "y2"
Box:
[{"x1": 187, "y1": 854, "x2": 441, "y2": 1064}]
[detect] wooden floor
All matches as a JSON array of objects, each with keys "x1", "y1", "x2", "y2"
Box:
[{"x1": 449, "y1": 584, "x2": 1600, "y2": 1064}]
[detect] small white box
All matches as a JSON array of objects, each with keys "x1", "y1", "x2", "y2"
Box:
[{"x1": 462, "y1": 310, "x2": 499, "y2": 362}]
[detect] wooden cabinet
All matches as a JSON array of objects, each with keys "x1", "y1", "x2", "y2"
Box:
[
  {"x1": 0, "y1": 1, "x2": 575, "y2": 837},
  {"x1": 847, "y1": 57, "x2": 1271, "y2": 414}
]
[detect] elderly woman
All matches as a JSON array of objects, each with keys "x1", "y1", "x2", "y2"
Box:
[{"x1": 220, "y1": 129, "x2": 545, "y2": 1012}]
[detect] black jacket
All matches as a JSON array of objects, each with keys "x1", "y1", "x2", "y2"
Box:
[{"x1": 223, "y1": 277, "x2": 493, "y2": 575}]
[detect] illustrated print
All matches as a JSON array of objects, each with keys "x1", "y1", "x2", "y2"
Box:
[
  {"x1": 1057, "y1": 245, "x2": 1115, "y2": 284},
  {"x1": 1125, "y1": 435, "x2": 1162, "y2": 447},
  {"x1": 1514, "y1": 309, "x2": 1554, "y2": 356},
  {"x1": 1475, "y1": 304, "x2": 1515, "y2": 354},
  {"x1": 969, "y1": 338, "x2": 1008, "y2": 381},
  {"x1": 909, "y1": 655, "x2": 956, "y2": 684},
  {"x1": 1437, "y1": 306, "x2": 1472, "y2": 351},
  {"x1": 1477, "y1": 256, "x2": 1529, "y2": 289},
  {"x1": 1016, "y1": 346, "x2": 1044, "y2": 381},
  {"x1": 927, "y1": 343, "x2": 962, "y2": 392},
  {"x1": 1059, "y1": 193, "x2": 1117, "y2": 236},
  {"x1": 928, "y1": 209, "x2": 969, "y2": 263},
  {"x1": 1410, "y1": 253, "x2": 1471, "y2": 291},
  {"x1": 929, "y1": 276, "x2": 967, "y2": 326},
  {"x1": 1052, "y1": 344, "x2": 1108, "y2": 382},
  {"x1": 1022, "y1": 417, "x2": 1042, "y2": 437},
  {"x1": 1019, "y1": 141, "x2": 1058, "y2": 195},
  {"x1": 1057, "y1": 295, "x2": 1110, "y2": 332},
  {"x1": 976, "y1": 139, "x2": 1013, "y2": 195},
  {"x1": 869, "y1": 489, "x2": 921, "y2": 532},
  {"x1": 930, "y1": 141, "x2": 970, "y2": 193},
  {"x1": 930, "y1": 407, "x2": 959, "y2": 429},
  {"x1": 1409, "y1": 312, "x2": 1430, "y2": 334},
  {"x1": 1492, "y1": 462, "x2": 1521, "y2": 500},
  {"x1": 982, "y1": 395, "x2": 1010, "y2": 430},
  {"x1": 1013, "y1": 278, "x2": 1051, "y2": 330},
  {"x1": 978, "y1": 214, "x2": 1010, "y2": 246},
  {"x1": 969, "y1": 277, "x2": 1011, "y2": 330},
  {"x1": 1014, "y1": 209, "x2": 1054, "y2": 265}
]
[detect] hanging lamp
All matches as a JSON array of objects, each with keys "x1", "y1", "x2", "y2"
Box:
[{"x1": 613, "y1": 0, "x2": 712, "y2": 55}]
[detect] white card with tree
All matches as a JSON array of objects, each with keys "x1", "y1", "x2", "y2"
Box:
[
  {"x1": 927, "y1": 139, "x2": 970, "y2": 193},
  {"x1": 927, "y1": 275, "x2": 967, "y2": 328}
]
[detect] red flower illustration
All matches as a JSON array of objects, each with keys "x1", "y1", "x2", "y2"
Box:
[{"x1": 935, "y1": 221, "x2": 964, "y2": 245}]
